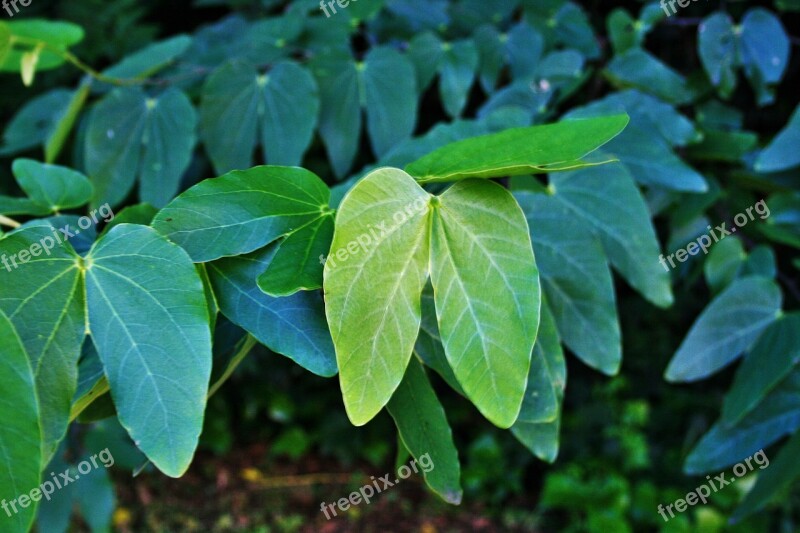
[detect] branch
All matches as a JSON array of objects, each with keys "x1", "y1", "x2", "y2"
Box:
[{"x1": 0, "y1": 214, "x2": 21, "y2": 229}]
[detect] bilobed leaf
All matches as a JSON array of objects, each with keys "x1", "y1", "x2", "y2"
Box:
[
  {"x1": 152, "y1": 166, "x2": 331, "y2": 263},
  {"x1": 430, "y1": 180, "x2": 539, "y2": 428},
  {"x1": 665, "y1": 276, "x2": 782, "y2": 382},
  {"x1": 200, "y1": 60, "x2": 320, "y2": 174},
  {"x1": 415, "y1": 284, "x2": 464, "y2": 395},
  {"x1": 324, "y1": 168, "x2": 432, "y2": 426},
  {"x1": 0, "y1": 226, "x2": 85, "y2": 462},
  {"x1": 517, "y1": 300, "x2": 565, "y2": 424},
  {"x1": 0, "y1": 310, "x2": 41, "y2": 533},
  {"x1": 12, "y1": 158, "x2": 93, "y2": 211},
  {"x1": 722, "y1": 314, "x2": 800, "y2": 426},
  {"x1": 208, "y1": 246, "x2": 337, "y2": 377},
  {"x1": 516, "y1": 191, "x2": 620, "y2": 374},
  {"x1": 257, "y1": 211, "x2": 334, "y2": 296},
  {"x1": 685, "y1": 370, "x2": 800, "y2": 474},
  {"x1": 387, "y1": 358, "x2": 463, "y2": 504},
  {"x1": 406, "y1": 114, "x2": 629, "y2": 182},
  {"x1": 407, "y1": 32, "x2": 444, "y2": 91},
  {"x1": 85, "y1": 224, "x2": 212, "y2": 477},
  {"x1": 85, "y1": 87, "x2": 197, "y2": 208},
  {"x1": 550, "y1": 164, "x2": 674, "y2": 308},
  {"x1": 732, "y1": 431, "x2": 800, "y2": 522}
]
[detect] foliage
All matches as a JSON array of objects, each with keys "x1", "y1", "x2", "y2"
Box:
[{"x1": 0, "y1": 0, "x2": 798, "y2": 531}]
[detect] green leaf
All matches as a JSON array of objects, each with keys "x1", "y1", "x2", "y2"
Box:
[
  {"x1": 152, "y1": 166, "x2": 331, "y2": 263},
  {"x1": 0, "y1": 21, "x2": 11, "y2": 65},
  {"x1": 406, "y1": 114, "x2": 629, "y2": 183},
  {"x1": 685, "y1": 370, "x2": 800, "y2": 474},
  {"x1": 85, "y1": 87, "x2": 197, "y2": 208},
  {"x1": 665, "y1": 276, "x2": 782, "y2": 382},
  {"x1": 0, "y1": 226, "x2": 85, "y2": 462},
  {"x1": 100, "y1": 203, "x2": 157, "y2": 237},
  {"x1": 311, "y1": 53, "x2": 361, "y2": 178},
  {"x1": 704, "y1": 237, "x2": 746, "y2": 293},
  {"x1": 12, "y1": 158, "x2": 93, "y2": 211},
  {"x1": 0, "y1": 310, "x2": 42, "y2": 533},
  {"x1": 407, "y1": 32, "x2": 444, "y2": 91},
  {"x1": 200, "y1": 60, "x2": 319, "y2": 174},
  {"x1": 257, "y1": 211, "x2": 334, "y2": 296},
  {"x1": 605, "y1": 48, "x2": 693, "y2": 105},
  {"x1": 324, "y1": 168, "x2": 432, "y2": 426},
  {"x1": 722, "y1": 314, "x2": 800, "y2": 426},
  {"x1": 739, "y1": 8, "x2": 790, "y2": 106},
  {"x1": 0, "y1": 19, "x2": 84, "y2": 73},
  {"x1": 208, "y1": 247, "x2": 337, "y2": 377},
  {"x1": 430, "y1": 180, "x2": 539, "y2": 428},
  {"x1": 732, "y1": 431, "x2": 800, "y2": 522},
  {"x1": 756, "y1": 104, "x2": 800, "y2": 172},
  {"x1": 414, "y1": 283, "x2": 464, "y2": 395},
  {"x1": 362, "y1": 47, "x2": 418, "y2": 158},
  {"x1": 102, "y1": 35, "x2": 192, "y2": 81},
  {"x1": 1, "y1": 89, "x2": 72, "y2": 156},
  {"x1": 439, "y1": 40, "x2": 478, "y2": 118},
  {"x1": 517, "y1": 299, "x2": 565, "y2": 424},
  {"x1": 387, "y1": 358, "x2": 463, "y2": 504},
  {"x1": 550, "y1": 164, "x2": 674, "y2": 308},
  {"x1": 85, "y1": 224, "x2": 212, "y2": 477},
  {"x1": 698, "y1": 12, "x2": 738, "y2": 98},
  {"x1": 516, "y1": 191, "x2": 620, "y2": 374},
  {"x1": 45, "y1": 81, "x2": 91, "y2": 164},
  {"x1": 512, "y1": 418, "x2": 562, "y2": 463}
]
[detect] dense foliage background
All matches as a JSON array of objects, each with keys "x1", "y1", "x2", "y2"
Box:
[{"x1": 1, "y1": 0, "x2": 799, "y2": 531}]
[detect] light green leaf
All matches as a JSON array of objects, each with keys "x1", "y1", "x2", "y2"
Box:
[
  {"x1": 0, "y1": 226, "x2": 84, "y2": 462},
  {"x1": 665, "y1": 276, "x2": 782, "y2": 382},
  {"x1": 85, "y1": 224, "x2": 212, "y2": 477},
  {"x1": 387, "y1": 358, "x2": 463, "y2": 504},
  {"x1": 45, "y1": 81, "x2": 91, "y2": 164},
  {"x1": 431, "y1": 180, "x2": 539, "y2": 428},
  {"x1": 257, "y1": 211, "x2": 334, "y2": 297},
  {"x1": 0, "y1": 19, "x2": 84, "y2": 73},
  {"x1": 152, "y1": 166, "x2": 330, "y2": 263},
  {"x1": 406, "y1": 114, "x2": 629, "y2": 183},
  {"x1": 0, "y1": 310, "x2": 41, "y2": 533},
  {"x1": 208, "y1": 246, "x2": 337, "y2": 377},
  {"x1": 200, "y1": 60, "x2": 319, "y2": 174},
  {"x1": 85, "y1": 87, "x2": 197, "y2": 208},
  {"x1": 414, "y1": 283, "x2": 464, "y2": 395},
  {"x1": 722, "y1": 314, "x2": 800, "y2": 426},
  {"x1": 516, "y1": 191, "x2": 620, "y2": 374},
  {"x1": 551, "y1": 164, "x2": 674, "y2": 308},
  {"x1": 12, "y1": 158, "x2": 93, "y2": 211},
  {"x1": 324, "y1": 168, "x2": 432, "y2": 426}
]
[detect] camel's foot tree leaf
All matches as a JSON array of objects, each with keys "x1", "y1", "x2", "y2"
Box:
[
  {"x1": 324, "y1": 167, "x2": 540, "y2": 429},
  {"x1": 0, "y1": 223, "x2": 213, "y2": 479}
]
